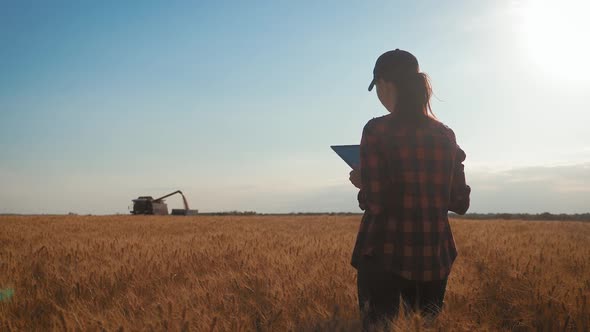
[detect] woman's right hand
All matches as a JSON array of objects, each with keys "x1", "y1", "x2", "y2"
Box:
[{"x1": 349, "y1": 169, "x2": 362, "y2": 189}]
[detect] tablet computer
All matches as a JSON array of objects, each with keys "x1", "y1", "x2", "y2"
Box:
[{"x1": 331, "y1": 145, "x2": 360, "y2": 169}]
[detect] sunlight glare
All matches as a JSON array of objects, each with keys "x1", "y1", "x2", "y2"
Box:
[{"x1": 520, "y1": 0, "x2": 590, "y2": 79}]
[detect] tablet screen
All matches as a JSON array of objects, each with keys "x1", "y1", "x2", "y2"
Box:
[{"x1": 330, "y1": 145, "x2": 360, "y2": 169}]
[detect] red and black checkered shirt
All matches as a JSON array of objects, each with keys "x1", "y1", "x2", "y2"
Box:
[{"x1": 351, "y1": 114, "x2": 471, "y2": 281}]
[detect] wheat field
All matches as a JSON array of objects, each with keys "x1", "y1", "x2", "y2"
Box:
[{"x1": 0, "y1": 215, "x2": 588, "y2": 331}]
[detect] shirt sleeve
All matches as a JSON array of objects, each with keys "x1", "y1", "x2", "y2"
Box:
[
  {"x1": 357, "y1": 190, "x2": 367, "y2": 211},
  {"x1": 359, "y1": 120, "x2": 388, "y2": 215},
  {"x1": 449, "y1": 145, "x2": 471, "y2": 215}
]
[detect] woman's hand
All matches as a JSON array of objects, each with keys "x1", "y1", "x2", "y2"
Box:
[{"x1": 349, "y1": 169, "x2": 362, "y2": 189}]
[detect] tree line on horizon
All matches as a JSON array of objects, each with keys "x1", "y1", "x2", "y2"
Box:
[{"x1": 451, "y1": 212, "x2": 590, "y2": 222}]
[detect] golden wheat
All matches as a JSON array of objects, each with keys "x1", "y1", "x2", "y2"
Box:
[{"x1": 0, "y1": 215, "x2": 588, "y2": 331}]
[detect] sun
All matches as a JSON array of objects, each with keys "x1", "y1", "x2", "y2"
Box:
[{"x1": 519, "y1": 0, "x2": 590, "y2": 79}]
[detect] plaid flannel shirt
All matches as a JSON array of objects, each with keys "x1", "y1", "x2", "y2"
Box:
[{"x1": 351, "y1": 114, "x2": 471, "y2": 281}]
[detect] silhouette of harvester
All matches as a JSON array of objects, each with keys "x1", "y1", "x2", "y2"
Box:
[{"x1": 131, "y1": 190, "x2": 198, "y2": 215}]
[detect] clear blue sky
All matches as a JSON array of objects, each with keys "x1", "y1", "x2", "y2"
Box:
[{"x1": 1, "y1": 0, "x2": 589, "y2": 214}]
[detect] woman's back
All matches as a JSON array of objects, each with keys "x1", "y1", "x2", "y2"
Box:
[
  {"x1": 381, "y1": 115, "x2": 467, "y2": 213},
  {"x1": 351, "y1": 114, "x2": 469, "y2": 281}
]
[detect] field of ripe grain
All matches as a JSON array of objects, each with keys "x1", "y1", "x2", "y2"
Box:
[{"x1": 0, "y1": 215, "x2": 589, "y2": 331}]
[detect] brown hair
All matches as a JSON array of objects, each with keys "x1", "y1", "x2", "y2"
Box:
[{"x1": 390, "y1": 71, "x2": 435, "y2": 124}]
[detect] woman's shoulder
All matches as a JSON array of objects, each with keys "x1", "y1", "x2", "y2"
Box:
[
  {"x1": 366, "y1": 114, "x2": 394, "y2": 125},
  {"x1": 363, "y1": 114, "x2": 394, "y2": 133},
  {"x1": 426, "y1": 118, "x2": 457, "y2": 141}
]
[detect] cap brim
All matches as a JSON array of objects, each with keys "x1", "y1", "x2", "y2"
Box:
[{"x1": 368, "y1": 78, "x2": 375, "y2": 91}]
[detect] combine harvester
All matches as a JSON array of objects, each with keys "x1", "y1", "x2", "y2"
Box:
[{"x1": 130, "y1": 190, "x2": 198, "y2": 216}]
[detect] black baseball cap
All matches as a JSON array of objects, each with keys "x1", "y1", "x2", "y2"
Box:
[{"x1": 368, "y1": 49, "x2": 419, "y2": 91}]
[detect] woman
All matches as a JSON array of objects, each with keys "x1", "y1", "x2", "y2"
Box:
[{"x1": 349, "y1": 49, "x2": 471, "y2": 330}]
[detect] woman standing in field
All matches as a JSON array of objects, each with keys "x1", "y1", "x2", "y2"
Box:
[{"x1": 349, "y1": 49, "x2": 471, "y2": 330}]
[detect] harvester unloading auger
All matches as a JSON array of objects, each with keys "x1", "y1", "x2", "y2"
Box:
[{"x1": 130, "y1": 190, "x2": 198, "y2": 215}]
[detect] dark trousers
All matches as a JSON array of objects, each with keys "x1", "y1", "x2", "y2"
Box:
[{"x1": 357, "y1": 259, "x2": 448, "y2": 331}]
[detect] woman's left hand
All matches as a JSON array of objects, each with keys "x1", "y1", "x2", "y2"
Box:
[{"x1": 349, "y1": 169, "x2": 362, "y2": 189}]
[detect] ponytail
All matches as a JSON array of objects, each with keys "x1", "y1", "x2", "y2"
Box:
[{"x1": 392, "y1": 71, "x2": 435, "y2": 125}]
